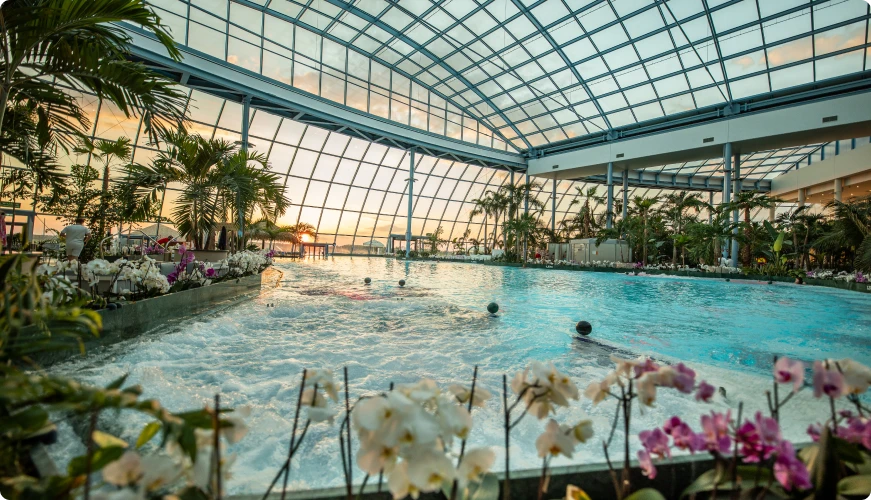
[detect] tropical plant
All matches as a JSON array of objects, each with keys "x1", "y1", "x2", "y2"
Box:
[
  {"x1": 125, "y1": 130, "x2": 289, "y2": 249},
  {"x1": 824, "y1": 196, "x2": 871, "y2": 271},
  {"x1": 631, "y1": 196, "x2": 659, "y2": 265},
  {"x1": 661, "y1": 191, "x2": 704, "y2": 266},
  {"x1": 504, "y1": 212, "x2": 538, "y2": 264},
  {"x1": 74, "y1": 137, "x2": 133, "y2": 239},
  {"x1": 727, "y1": 191, "x2": 779, "y2": 266},
  {"x1": 0, "y1": 0, "x2": 187, "y2": 150}
]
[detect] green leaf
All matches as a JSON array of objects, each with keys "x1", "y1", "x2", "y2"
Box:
[
  {"x1": 92, "y1": 430, "x2": 127, "y2": 449},
  {"x1": 838, "y1": 474, "x2": 871, "y2": 496},
  {"x1": 773, "y1": 232, "x2": 785, "y2": 253},
  {"x1": 67, "y1": 446, "x2": 126, "y2": 477},
  {"x1": 625, "y1": 488, "x2": 666, "y2": 500},
  {"x1": 136, "y1": 422, "x2": 161, "y2": 449},
  {"x1": 832, "y1": 436, "x2": 865, "y2": 464},
  {"x1": 682, "y1": 468, "x2": 727, "y2": 497}
]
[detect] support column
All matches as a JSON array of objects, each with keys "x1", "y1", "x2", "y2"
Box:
[
  {"x1": 797, "y1": 188, "x2": 805, "y2": 207},
  {"x1": 834, "y1": 178, "x2": 842, "y2": 202},
  {"x1": 606, "y1": 162, "x2": 614, "y2": 229},
  {"x1": 622, "y1": 169, "x2": 628, "y2": 221},
  {"x1": 731, "y1": 153, "x2": 740, "y2": 268},
  {"x1": 239, "y1": 95, "x2": 251, "y2": 246},
  {"x1": 769, "y1": 205, "x2": 776, "y2": 223},
  {"x1": 551, "y1": 177, "x2": 557, "y2": 236},
  {"x1": 406, "y1": 148, "x2": 415, "y2": 258},
  {"x1": 722, "y1": 142, "x2": 732, "y2": 265}
]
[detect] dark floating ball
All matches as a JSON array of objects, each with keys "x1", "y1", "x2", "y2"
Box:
[
  {"x1": 575, "y1": 321, "x2": 592, "y2": 336},
  {"x1": 725, "y1": 278, "x2": 731, "y2": 282},
  {"x1": 106, "y1": 302, "x2": 118, "y2": 311},
  {"x1": 487, "y1": 302, "x2": 499, "y2": 315},
  {"x1": 115, "y1": 302, "x2": 123, "y2": 309},
  {"x1": 364, "y1": 277, "x2": 371, "y2": 284},
  {"x1": 767, "y1": 280, "x2": 773, "y2": 285},
  {"x1": 398, "y1": 279, "x2": 406, "y2": 287}
]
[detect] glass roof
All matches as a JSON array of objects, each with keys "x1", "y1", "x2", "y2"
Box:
[
  {"x1": 146, "y1": 0, "x2": 871, "y2": 152},
  {"x1": 24, "y1": 86, "x2": 820, "y2": 249}
]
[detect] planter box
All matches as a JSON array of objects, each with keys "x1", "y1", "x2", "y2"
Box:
[
  {"x1": 194, "y1": 250, "x2": 229, "y2": 262},
  {"x1": 35, "y1": 273, "x2": 263, "y2": 366}
]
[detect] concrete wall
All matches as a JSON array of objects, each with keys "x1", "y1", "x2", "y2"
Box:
[{"x1": 570, "y1": 238, "x2": 631, "y2": 263}]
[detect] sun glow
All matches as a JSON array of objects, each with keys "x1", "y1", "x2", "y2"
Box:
[{"x1": 301, "y1": 234, "x2": 312, "y2": 243}]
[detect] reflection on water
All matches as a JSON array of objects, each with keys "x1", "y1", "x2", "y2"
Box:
[{"x1": 49, "y1": 257, "x2": 871, "y2": 494}]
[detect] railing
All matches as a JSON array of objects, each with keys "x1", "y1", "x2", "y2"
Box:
[{"x1": 792, "y1": 136, "x2": 871, "y2": 171}]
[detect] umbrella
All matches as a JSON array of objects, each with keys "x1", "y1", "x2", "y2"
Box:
[{"x1": 218, "y1": 226, "x2": 227, "y2": 250}]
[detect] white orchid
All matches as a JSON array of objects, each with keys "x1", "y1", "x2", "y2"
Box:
[
  {"x1": 304, "y1": 368, "x2": 340, "y2": 402},
  {"x1": 387, "y1": 461, "x2": 418, "y2": 500},
  {"x1": 511, "y1": 362, "x2": 579, "y2": 420},
  {"x1": 584, "y1": 371, "x2": 619, "y2": 405},
  {"x1": 447, "y1": 384, "x2": 491, "y2": 408},
  {"x1": 301, "y1": 387, "x2": 336, "y2": 423},
  {"x1": 456, "y1": 448, "x2": 496, "y2": 489},
  {"x1": 103, "y1": 450, "x2": 142, "y2": 486},
  {"x1": 835, "y1": 358, "x2": 871, "y2": 394},
  {"x1": 535, "y1": 419, "x2": 578, "y2": 458},
  {"x1": 407, "y1": 451, "x2": 456, "y2": 493},
  {"x1": 572, "y1": 419, "x2": 594, "y2": 443}
]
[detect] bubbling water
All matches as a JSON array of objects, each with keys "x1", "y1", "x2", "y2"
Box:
[{"x1": 48, "y1": 257, "x2": 871, "y2": 494}]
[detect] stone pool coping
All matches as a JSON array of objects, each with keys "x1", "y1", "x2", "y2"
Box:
[{"x1": 307, "y1": 254, "x2": 871, "y2": 295}]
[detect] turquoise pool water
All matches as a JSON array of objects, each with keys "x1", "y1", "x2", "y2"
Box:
[{"x1": 50, "y1": 257, "x2": 871, "y2": 493}]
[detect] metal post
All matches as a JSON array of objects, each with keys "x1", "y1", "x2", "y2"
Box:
[
  {"x1": 722, "y1": 143, "x2": 732, "y2": 264},
  {"x1": 406, "y1": 148, "x2": 414, "y2": 259},
  {"x1": 731, "y1": 153, "x2": 740, "y2": 268},
  {"x1": 834, "y1": 178, "x2": 842, "y2": 202},
  {"x1": 622, "y1": 169, "x2": 628, "y2": 221},
  {"x1": 239, "y1": 95, "x2": 251, "y2": 247},
  {"x1": 606, "y1": 162, "x2": 614, "y2": 229},
  {"x1": 551, "y1": 178, "x2": 556, "y2": 236}
]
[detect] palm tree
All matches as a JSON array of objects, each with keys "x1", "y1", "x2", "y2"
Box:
[
  {"x1": 74, "y1": 137, "x2": 132, "y2": 239},
  {"x1": 569, "y1": 186, "x2": 605, "y2": 238},
  {"x1": 469, "y1": 195, "x2": 493, "y2": 254},
  {"x1": 632, "y1": 196, "x2": 659, "y2": 265},
  {"x1": 727, "y1": 191, "x2": 779, "y2": 267},
  {"x1": 776, "y1": 205, "x2": 810, "y2": 266},
  {"x1": 685, "y1": 209, "x2": 732, "y2": 266},
  {"x1": 661, "y1": 191, "x2": 704, "y2": 266},
  {"x1": 504, "y1": 212, "x2": 538, "y2": 265},
  {"x1": 823, "y1": 196, "x2": 871, "y2": 271},
  {"x1": 288, "y1": 222, "x2": 317, "y2": 254},
  {"x1": 0, "y1": 0, "x2": 187, "y2": 150},
  {"x1": 499, "y1": 181, "x2": 544, "y2": 259},
  {"x1": 125, "y1": 130, "x2": 288, "y2": 249}
]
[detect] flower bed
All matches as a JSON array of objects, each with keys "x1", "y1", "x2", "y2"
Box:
[{"x1": 34, "y1": 248, "x2": 275, "y2": 307}]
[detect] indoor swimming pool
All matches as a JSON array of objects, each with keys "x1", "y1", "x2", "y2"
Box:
[{"x1": 50, "y1": 257, "x2": 871, "y2": 494}]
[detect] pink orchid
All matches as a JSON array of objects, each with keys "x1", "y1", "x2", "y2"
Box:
[
  {"x1": 806, "y1": 423, "x2": 822, "y2": 442},
  {"x1": 695, "y1": 381, "x2": 715, "y2": 402},
  {"x1": 700, "y1": 411, "x2": 732, "y2": 454},
  {"x1": 773, "y1": 357, "x2": 805, "y2": 392},
  {"x1": 672, "y1": 363, "x2": 696, "y2": 394},
  {"x1": 637, "y1": 450, "x2": 656, "y2": 479},
  {"x1": 773, "y1": 441, "x2": 811, "y2": 491},
  {"x1": 633, "y1": 358, "x2": 660, "y2": 379},
  {"x1": 839, "y1": 417, "x2": 867, "y2": 445},
  {"x1": 639, "y1": 428, "x2": 671, "y2": 459},
  {"x1": 737, "y1": 412, "x2": 781, "y2": 463},
  {"x1": 812, "y1": 361, "x2": 844, "y2": 398}
]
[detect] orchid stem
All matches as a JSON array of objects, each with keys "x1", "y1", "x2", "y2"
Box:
[{"x1": 450, "y1": 365, "x2": 478, "y2": 500}]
